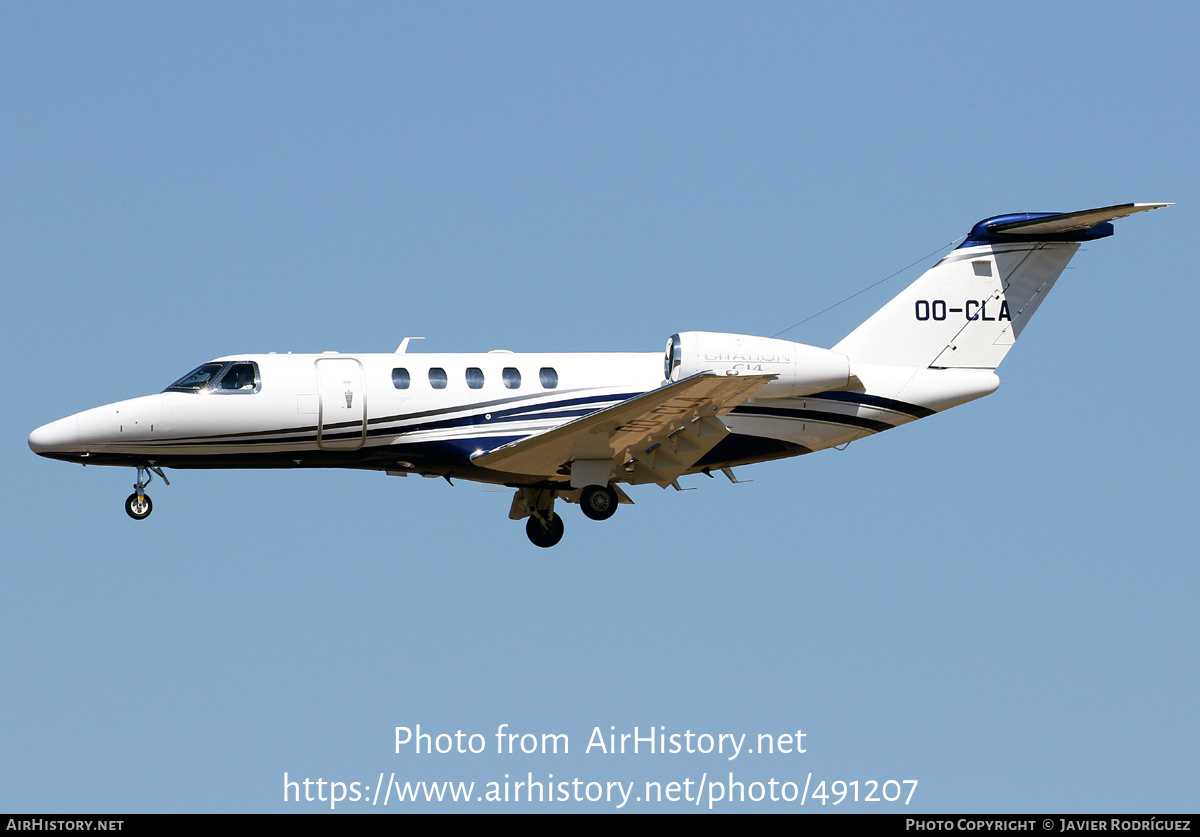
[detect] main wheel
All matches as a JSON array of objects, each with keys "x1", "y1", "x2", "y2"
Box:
[
  {"x1": 526, "y1": 512, "x2": 565, "y2": 548},
  {"x1": 580, "y1": 484, "x2": 618, "y2": 521},
  {"x1": 125, "y1": 492, "x2": 153, "y2": 520}
]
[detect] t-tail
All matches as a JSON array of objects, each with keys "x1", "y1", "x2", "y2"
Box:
[{"x1": 833, "y1": 203, "x2": 1171, "y2": 370}]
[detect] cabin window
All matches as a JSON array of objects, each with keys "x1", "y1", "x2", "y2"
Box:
[
  {"x1": 215, "y1": 362, "x2": 259, "y2": 392},
  {"x1": 164, "y1": 363, "x2": 225, "y2": 393},
  {"x1": 465, "y1": 367, "x2": 485, "y2": 389},
  {"x1": 392, "y1": 368, "x2": 410, "y2": 389},
  {"x1": 428, "y1": 367, "x2": 448, "y2": 389},
  {"x1": 539, "y1": 367, "x2": 558, "y2": 389},
  {"x1": 502, "y1": 367, "x2": 521, "y2": 389}
]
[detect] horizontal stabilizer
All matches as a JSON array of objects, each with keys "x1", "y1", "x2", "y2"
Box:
[
  {"x1": 988, "y1": 203, "x2": 1172, "y2": 236},
  {"x1": 961, "y1": 202, "x2": 1172, "y2": 247}
]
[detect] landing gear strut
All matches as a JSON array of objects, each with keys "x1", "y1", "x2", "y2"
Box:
[
  {"x1": 580, "y1": 484, "x2": 618, "y2": 521},
  {"x1": 125, "y1": 463, "x2": 169, "y2": 521}
]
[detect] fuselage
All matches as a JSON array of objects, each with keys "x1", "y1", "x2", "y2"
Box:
[{"x1": 28, "y1": 348, "x2": 999, "y2": 488}]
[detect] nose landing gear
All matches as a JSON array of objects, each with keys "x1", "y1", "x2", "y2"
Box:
[
  {"x1": 125, "y1": 463, "x2": 169, "y2": 521},
  {"x1": 125, "y1": 492, "x2": 152, "y2": 520}
]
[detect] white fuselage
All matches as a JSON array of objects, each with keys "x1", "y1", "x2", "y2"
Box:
[{"x1": 29, "y1": 348, "x2": 998, "y2": 487}]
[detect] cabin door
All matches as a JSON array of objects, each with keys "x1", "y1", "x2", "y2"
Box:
[{"x1": 315, "y1": 357, "x2": 366, "y2": 451}]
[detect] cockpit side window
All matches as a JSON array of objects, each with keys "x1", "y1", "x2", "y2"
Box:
[
  {"x1": 164, "y1": 363, "x2": 225, "y2": 393},
  {"x1": 214, "y1": 362, "x2": 261, "y2": 393}
]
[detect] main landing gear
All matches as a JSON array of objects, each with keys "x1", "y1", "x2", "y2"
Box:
[
  {"x1": 513, "y1": 484, "x2": 622, "y2": 547},
  {"x1": 125, "y1": 463, "x2": 169, "y2": 521},
  {"x1": 580, "y1": 484, "x2": 618, "y2": 521},
  {"x1": 526, "y1": 513, "x2": 565, "y2": 548}
]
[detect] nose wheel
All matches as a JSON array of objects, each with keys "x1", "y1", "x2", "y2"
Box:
[
  {"x1": 125, "y1": 463, "x2": 169, "y2": 521},
  {"x1": 125, "y1": 492, "x2": 153, "y2": 520}
]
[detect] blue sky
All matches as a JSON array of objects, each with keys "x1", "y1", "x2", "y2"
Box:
[{"x1": 3, "y1": 2, "x2": 1196, "y2": 812}]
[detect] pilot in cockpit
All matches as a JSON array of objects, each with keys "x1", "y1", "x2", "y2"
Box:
[{"x1": 219, "y1": 364, "x2": 256, "y2": 391}]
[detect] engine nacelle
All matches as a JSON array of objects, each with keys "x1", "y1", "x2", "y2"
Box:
[{"x1": 665, "y1": 331, "x2": 850, "y2": 398}]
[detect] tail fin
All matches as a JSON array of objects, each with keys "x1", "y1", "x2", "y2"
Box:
[{"x1": 833, "y1": 203, "x2": 1170, "y2": 369}]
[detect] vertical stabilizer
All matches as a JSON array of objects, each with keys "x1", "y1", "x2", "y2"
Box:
[{"x1": 832, "y1": 203, "x2": 1170, "y2": 370}]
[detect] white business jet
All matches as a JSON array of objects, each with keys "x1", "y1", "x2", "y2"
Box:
[{"x1": 29, "y1": 203, "x2": 1168, "y2": 547}]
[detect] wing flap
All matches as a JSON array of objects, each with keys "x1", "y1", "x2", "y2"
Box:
[{"x1": 472, "y1": 372, "x2": 773, "y2": 485}]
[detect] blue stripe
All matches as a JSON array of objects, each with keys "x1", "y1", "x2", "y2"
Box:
[
  {"x1": 732, "y1": 405, "x2": 895, "y2": 434},
  {"x1": 365, "y1": 392, "x2": 640, "y2": 439},
  {"x1": 803, "y1": 391, "x2": 935, "y2": 418},
  {"x1": 366, "y1": 390, "x2": 639, "y2": 428}
]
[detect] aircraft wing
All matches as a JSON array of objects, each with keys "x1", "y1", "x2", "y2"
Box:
[{"x1": 471, "y1": 372, "x2": 774, "y2": 487}]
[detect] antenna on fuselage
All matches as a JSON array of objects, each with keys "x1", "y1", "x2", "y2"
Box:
[{"x1": 396, "y1": 337, "x2": 425, "y2": 353}]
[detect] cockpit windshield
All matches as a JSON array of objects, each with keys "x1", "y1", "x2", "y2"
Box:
[
  {"x1": 164, "y1": 363, "x2": 225, "y2": 393},
  {"x1": 164, "y1": 361, "x2": 260, "y2": 394}
]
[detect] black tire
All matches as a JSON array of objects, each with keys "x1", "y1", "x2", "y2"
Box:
[
  {"x1": 526, "y1": 512, "x2": 565, "y2": 548},
  {"x1": 125, "y1": 492, "x2": 152, "y2": 520},
  {"x1": 580, "y1": 484, "x2": 618, "y2": 521}
]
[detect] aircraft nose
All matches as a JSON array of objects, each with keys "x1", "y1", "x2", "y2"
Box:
[{"x1": 28, "y1": 416, "x2": 79, "y2": 455}]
